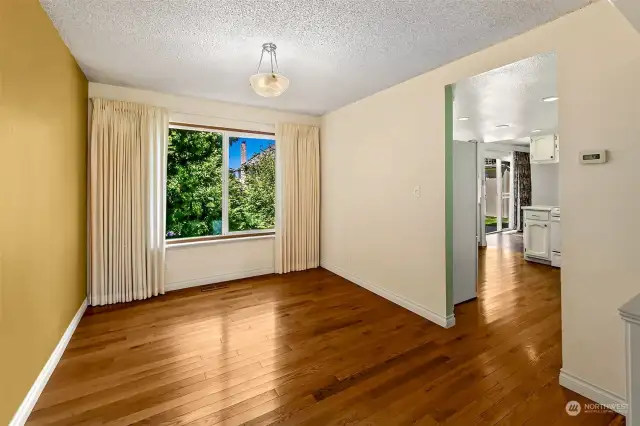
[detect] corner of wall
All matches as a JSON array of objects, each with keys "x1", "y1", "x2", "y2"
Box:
[{"x1": 445, "y1": 84, "x2": 454, "y2": 317}]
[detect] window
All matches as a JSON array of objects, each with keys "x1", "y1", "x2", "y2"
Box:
[
  {"x1": 228, "y1": 136, "x2": 276, "y2": 232},
  {"x1": 166, "y1": 126, "x2": 275, "y2": 241}
]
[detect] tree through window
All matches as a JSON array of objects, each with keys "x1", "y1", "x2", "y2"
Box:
[
  {"x1": 228, "y1": 137, "x2": 276, "y2": 232},
  {"x1": 166, "y1": 127, "x2": 275, "y2": 240}
]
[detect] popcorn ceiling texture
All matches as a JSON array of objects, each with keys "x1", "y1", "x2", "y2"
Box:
[
  {"x1": 454, "y1": 51, "x2": 558, "y2": 143},
  {"x1": 41, "y1": 0, "x2": 590, "y2": 115}
]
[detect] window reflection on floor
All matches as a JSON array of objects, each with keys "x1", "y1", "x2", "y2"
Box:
[
  {"x1": 486, "y1": 232, "x2": 523, "y2": 252},
  {"x1": 478, "y1": 232, "x2": 558, "y2": 328}
]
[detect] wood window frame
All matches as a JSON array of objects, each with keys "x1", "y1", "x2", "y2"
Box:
[{"x1": 166, "y1": 122, "x2": 276, "y2": 243}]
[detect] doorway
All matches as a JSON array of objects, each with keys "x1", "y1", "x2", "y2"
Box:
[
  {"x1": 483, "y1": 153, "x2": 514, "y2": 236},
  {"x1": 447, "y1": 50, "x2": 559, "y2": 317}
]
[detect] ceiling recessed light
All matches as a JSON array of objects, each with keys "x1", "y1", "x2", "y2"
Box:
[
  {"x1": 542, "y1": 96, "x2": 559, "y2": 102},
  {"x1": 532, "y1": 129, "x2": 542, "y2": 133},
  {"x1": 458, "y1": 117, "x2": 470, "y2": 121},
  {"x1": 496, "y1": 124, "x2": 510, "y2": 128}
]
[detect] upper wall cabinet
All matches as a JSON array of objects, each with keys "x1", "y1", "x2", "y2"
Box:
[{"x1": 530, "y1": 134, "x2": 559, "y2": 164}]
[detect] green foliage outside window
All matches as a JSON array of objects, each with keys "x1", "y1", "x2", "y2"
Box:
[
  {"x1": 228, "y1": 139, "x2": 276, "y2": 232},
  {"x1": 166, "y1": 129, "x2": 275, "y2": 239}
]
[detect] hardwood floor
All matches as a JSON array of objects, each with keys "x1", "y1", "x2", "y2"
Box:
[
  {"x1": 485, "y1": 232, "x2": 524, "y2": 253},
  {"x1": 28, "y1": 253, "x2": 624, "y2": 425}
]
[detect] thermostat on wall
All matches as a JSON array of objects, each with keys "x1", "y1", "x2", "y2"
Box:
[{"x1": 579, "y1": 150, "x2": 607, "y2": 164}]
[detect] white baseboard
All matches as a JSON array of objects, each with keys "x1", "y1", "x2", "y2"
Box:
[
  {"x1": 445, "y1": 313, "x2": 456, "y2": 328},
  {"x1": 165, "y1": 267, "x2": 275, "y2": 292},
  {"x1": 10, "y1": 299, "x2": 87, "y2": 426},
  {"x1": 321, "y1": 261, "x2": 454, "y2": 328},
  {"x1": 559, "y1": 369, "x2": 627, "y2": 415}
]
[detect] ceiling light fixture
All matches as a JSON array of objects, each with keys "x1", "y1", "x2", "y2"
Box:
[
  {"x1": 496, "y1": 124, "x2": 510, "y2": 128},
  {"x1": 249, "y1": 42, "x2": 290, "y2": 98},
  {"x1": 532, "y1": 129, "x2": 542, "y2": 133},
  {"x1": 458, "y1": 117, "x2": 470, "y2": 121},
  {"x1": 542, "y1": 96, "x2": 559, "y2": 102}
]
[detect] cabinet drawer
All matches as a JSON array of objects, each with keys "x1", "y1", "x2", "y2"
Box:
[{"x1": 524, "y1": 210, "x2": 550, "y2": 221}]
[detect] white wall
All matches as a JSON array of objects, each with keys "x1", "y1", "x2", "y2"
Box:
[
  {"x1": 531, "y1": 162, "x2": 560, "y2": 206},
  {"x1": 89, "y1": 83, "x2": 320, "y2": 289},
  {"x1": 164, "y1": 236, "x2": 275, "y2": 291},
  {"x1": 320, "y1": 1, "x2": 640, "y2": 403}
]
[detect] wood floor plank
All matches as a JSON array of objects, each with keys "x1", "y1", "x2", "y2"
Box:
[{"x1": 27, "y1": 243, "x2": 625, "y2": 425}]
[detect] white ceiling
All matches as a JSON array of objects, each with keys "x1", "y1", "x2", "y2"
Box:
[
  {"x1": 41, "y1": 0, "x2": 588, "y2": 116},
  {"x1": 453, "y1": 51, "x2": 558, "y2": 144}
]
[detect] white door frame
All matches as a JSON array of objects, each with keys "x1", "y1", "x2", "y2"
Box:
[
  {"x1": 496, "y1": 158, "x2": 503, "y2": 233},
  {"x1": 499, "y1": 154, "x2": 515, "y2": 231},
  {"x1": 478, "y1": 144, "x2": 487, "y2": 247},
  {"x1": 481, "y1": 150, "x2": 515, "y2": 237}
]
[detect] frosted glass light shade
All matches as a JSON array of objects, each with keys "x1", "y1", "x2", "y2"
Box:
[{"x1": 249, "y1": 73, "x2": 290, "y2": 97}]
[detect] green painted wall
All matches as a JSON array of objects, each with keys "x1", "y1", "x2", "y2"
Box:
[{"x1": 445, "y1": 85, "x2": 454, "y2": 316}]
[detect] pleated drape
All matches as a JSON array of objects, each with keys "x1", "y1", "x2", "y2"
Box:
[
  {"x1": 513, "y1": 151, "x2": 532, "y2": 232},
  {"x1": 275, "y1": 123, "x2": 320, "y2": 274},
  {"x1": 89, "y1": 98, "x2": 168, "y2": 305}
]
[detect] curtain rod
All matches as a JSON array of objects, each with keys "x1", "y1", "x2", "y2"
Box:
[{"x1": 169, "y1": 121, "x2": 275, "y2": 136}]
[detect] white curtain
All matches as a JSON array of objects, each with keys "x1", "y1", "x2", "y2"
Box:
[
  {"x1": 89, "y1": 98, "x2": 168, "y2": 305},
  {"x1": 275, "y1": 123, "x2": 320, "y2": 273}
]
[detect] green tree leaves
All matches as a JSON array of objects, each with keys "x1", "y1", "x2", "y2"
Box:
[
  {"x1": 166, "y1": 129, "x2": 275, "y2": 239},
  {"x1": 229, "y1": 146, "x2": 275, "y2": 232},
  {"x1": 166, "y1": 129, "x2": 223, "y2": 238}
]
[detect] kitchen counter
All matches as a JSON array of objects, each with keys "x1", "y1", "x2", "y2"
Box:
[{"x1": 522, "y1": 205, "x2": 560, "y2": 267}]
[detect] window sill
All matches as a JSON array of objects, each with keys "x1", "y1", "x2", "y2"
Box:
[{"x1": 166, "y1": 232, "x2": 275, "y2": 249}]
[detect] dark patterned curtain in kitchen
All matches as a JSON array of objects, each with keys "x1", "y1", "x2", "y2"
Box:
[{"x1": 513, "y1": 152, "x2": 531, "y2": 231}]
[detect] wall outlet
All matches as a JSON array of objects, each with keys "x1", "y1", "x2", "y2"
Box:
[{"x1": 413, "y1": 185, "x2": 421, "y2": 198}]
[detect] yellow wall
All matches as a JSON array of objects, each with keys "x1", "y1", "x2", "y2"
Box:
[
  {"x1": 0, "y1": 0, "x2": 88, "y2": 423},
  {"x1": 321, "y1": 0, "x2": 640, "y2": 400}
]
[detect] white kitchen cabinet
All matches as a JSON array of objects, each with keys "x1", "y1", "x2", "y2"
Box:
[
  {"x1": 524, "y1": 219, "x2": 550, "y2": 259},
  {"x1": 523, "y1": 206, "x2": 560, "y2": 266},
  {"x1": 530, "y1": 134, "x2": 559, "y2": 164}
]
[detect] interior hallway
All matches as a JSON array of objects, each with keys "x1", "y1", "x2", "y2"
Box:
[
  {"x1": 27, "y1": 262, "x2": 622, "y2": 425},
  {"x1": 486, "y1": 231, "x2": 525, "y2": 253}
]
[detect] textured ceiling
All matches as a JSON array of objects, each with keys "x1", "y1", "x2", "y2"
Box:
[
  {"x1": 41, "y1": 0, "x2": 588, "y2": 116},
  {"x1": 453, "y1": 51, "x2": 558, "y2": 144}
]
